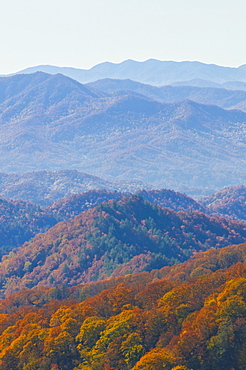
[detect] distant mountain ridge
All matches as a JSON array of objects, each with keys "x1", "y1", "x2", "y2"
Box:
[
  {"x1": 10, "y1": 59, "x2": 246, "y2": 86},
  {"x1": 200, "y1": 185, "x2": 246, "y2": 221},
  {"x1": 172, "y1": 78, "x2": 246, "y2": 90},
  {"x1": 87, "y1": 78, "x2": 246, "y2": 111},
  {"x1": 0, "y1": 170, "x2": 150, "y2": 206}
]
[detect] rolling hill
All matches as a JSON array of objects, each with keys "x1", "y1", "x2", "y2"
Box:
[{"x1": 1, "y1": 59, "x2": 246, "y2": 370}]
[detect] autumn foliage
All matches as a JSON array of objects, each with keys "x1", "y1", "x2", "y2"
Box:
[{"x1": 0, "y1": 243, "x2": 245, "y2": 368}]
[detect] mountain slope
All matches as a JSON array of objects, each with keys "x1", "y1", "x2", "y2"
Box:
[{"x1": 1, "y1": 196, "x2": 246, "y2": 297}]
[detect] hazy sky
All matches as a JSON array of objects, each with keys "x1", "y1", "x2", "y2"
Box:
[{"x1": 1, "y1": 0, "x2": 245, "y2": 74}]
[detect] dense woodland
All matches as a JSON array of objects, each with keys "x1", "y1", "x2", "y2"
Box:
[{"x1": 0, "y1": 243, "x2": 246, "y2": 369}]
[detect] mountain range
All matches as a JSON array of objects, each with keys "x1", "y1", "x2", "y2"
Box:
[
  {"x1": 1, "y1": 59, "x2": 246, "y2": 370},
  {"x1": 13, "y1": 59, "x2": 246, "y2": 87},
  {"x1": 0, "y1": 72, "x2": 246, "y2": 195}
]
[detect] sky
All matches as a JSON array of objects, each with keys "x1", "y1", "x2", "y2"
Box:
[{"x1": 0, "y1": 0, "x2": 246, "y2": 74}]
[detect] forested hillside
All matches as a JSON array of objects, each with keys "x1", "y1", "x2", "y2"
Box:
[
  {"x1": 0, "y1": 188, "x2": 205, "y2": 258},
  {"x1": 0, "y1": 242, "x2": 246, "y2": 369},
  {"x1": 48, "y1": 188, "x2": 205, "y2": 220},
  {"x1": 2, "y1": 186, "x2": 244, "y2": 265},
  {"x1": 1, "y1": 196, "x2": 246, "y2": 297}
]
